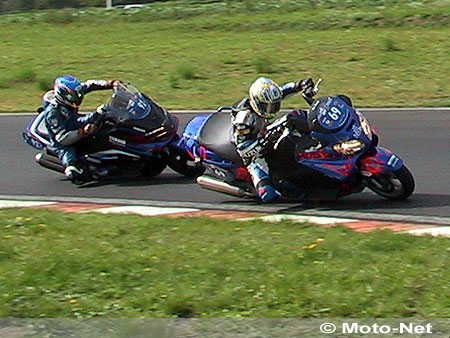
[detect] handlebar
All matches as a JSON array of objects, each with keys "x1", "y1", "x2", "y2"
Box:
[
  {"x1": 217, "y1": 106, "x2": 239, "y2": 114},
  {"x1": 313, "y1": 78, "x2": 323, "y2": 95}
]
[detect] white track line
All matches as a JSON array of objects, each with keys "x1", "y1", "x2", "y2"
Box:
[
  {"x1": 1, "y1": 198, "x2": 449, "y2": 238},
  {"x1": 1, "y1": 194, "x2": 449, "y2": 226},
  {"x1": 0, "y1": 200, "x2": 56, "y2": 208},
  {"x1": 88, "y1": 205, "x2": 199, "y2": 216},
  {"x1": 406, "y1": 227, "x2": 450, "y2": 238}
]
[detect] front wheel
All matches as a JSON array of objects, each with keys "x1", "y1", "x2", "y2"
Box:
[
  {"x1": 365, "y1": 165, "x2": 415, "y2": 200},
  {"x1": 166, "y1": 150, "x2": 205, "y2": 178}
]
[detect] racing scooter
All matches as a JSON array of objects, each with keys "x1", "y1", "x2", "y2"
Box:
[
  {"x1": 179, "y1": 80, "x2": 415, "y2": 201},
  {"x1": 23, "y1": 82, "x2": 203, "y2": 182}
]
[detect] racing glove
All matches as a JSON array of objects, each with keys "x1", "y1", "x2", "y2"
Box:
[
  {"x1": 96, "y1": 104, "x2": 108, "y2": 115},
  {"x1": 79, "y1": 123, "x2": 97, "y2": 137},
  {"x1": 299, "y1": 77, "x2": 314, "y2": 90},
  {"x1": 110, "y1": 80, "x2": 122, "y2": 88}
]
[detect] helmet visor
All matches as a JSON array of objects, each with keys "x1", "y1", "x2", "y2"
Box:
[
  {"x1": 66, "y1": 90, "x2": 84, "y2": 107},
  {"x1": 260, "y1": 101, "x2": 281, "y2": 115}
]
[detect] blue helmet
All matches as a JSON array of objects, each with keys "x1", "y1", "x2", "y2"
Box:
[{"x1": 54, "y1": 75, "x2": 84, "y2": 108}]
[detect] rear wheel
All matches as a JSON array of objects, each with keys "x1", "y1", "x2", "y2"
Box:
[
  {"x1": 141, "y1": 158, "x2": 167, "y2": 177},
  {"x1": 166, "y1": 150, "x2": 205, "y2": 178},
  {"x1": 366, "y1": 165, "x2": 415, "y2": 200}
]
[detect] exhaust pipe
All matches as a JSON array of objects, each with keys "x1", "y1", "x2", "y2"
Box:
[
  {"x1": 196, "y1": 175, "x2": 252, "y2": 198},
  {"x1": 35, "y1": 152, "x2": 65, "y2": 173}
]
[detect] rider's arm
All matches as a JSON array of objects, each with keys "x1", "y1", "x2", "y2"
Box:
[
  {"x1": 81, "y1": 80, "x2": 115, "y2": 94},
  {"x1": 54, "y1": 122, "x2": 94, "y2": 145},
  {"x1": 281, "y1": 81, "x2": 302, "y2": 100},
  {"x1": 286, "y1": 110, "x2": 309, "y2": 134},
  {"x1": 45, "y1": 110, "x2": 81, "y2": 146},
  {"x1": 263, "y1": 109, "x2": 309, "y2": 136},
  {"x1": 281, "y1": 78, "x2": 314, "y2": 100},
  {"x1": 45, "y1": 107, "x2": 96, "y2": 146},
  {"x1": 231, "y1": 109, "x2": 255, "y2": 145},
  {"x1": 75, "y1": 112, "x2": 98, "y2": 127},
  {"x1": 56, "y1": 129, "x2": 82, "y2": 146},
  {"x1": 232, "y1": 109, "x2": 268, "y2": 165}
]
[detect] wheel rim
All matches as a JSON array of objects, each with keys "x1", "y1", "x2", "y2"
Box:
[{"x1": 368, "y1": 173, "x2": 404, "y2": 198}]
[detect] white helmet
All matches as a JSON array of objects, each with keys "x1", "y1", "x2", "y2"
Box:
[{"x1": 249, "y1": 77, "x2": 282, "y2": 119}]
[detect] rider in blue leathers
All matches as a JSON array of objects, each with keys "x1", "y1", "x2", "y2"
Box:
[
  {"x1": 44, "y1": 75, "x2": 117, "y2": 184},
  {"x1": 231, "y1": 77, "x2": 315, "y2": 203}
]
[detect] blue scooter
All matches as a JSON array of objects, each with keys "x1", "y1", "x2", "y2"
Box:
[
  {"x1": 23, "y1": 82, "x2": 203, "y2": 182},
  {"x1": 178, "y1": 80, "x2": 415, "y2": 201}
]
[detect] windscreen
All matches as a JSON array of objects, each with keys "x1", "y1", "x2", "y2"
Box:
[
  {"x1": 104, "y1": 83, "x2": 177, "y2": 137},
  {"x1": 107, "y1": 83, "x2": 152, "y2": 121}
]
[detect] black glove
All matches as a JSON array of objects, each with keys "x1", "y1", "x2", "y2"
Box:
[
  {"x1": 303, "y1": 86, "x2": 314, "y2": 98},
  {"x1": 107, "y1": 80, "x2": 121, "y2": 89},
  {"x1": 95, "y1": 104, "x2": 108, "y2": 115},
  {"x1": 93, "y1": 104, "x2": 108, "y2": 126},
  {"x1": 300, "y1": 78, "x2": 314, "y2": 91}
]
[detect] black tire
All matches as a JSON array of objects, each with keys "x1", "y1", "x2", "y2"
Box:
[
  {"x1": 141, "y1": 158, "x2": 167, "y2": 177},
  {"x1": 166, "y1": 151, "x2": 205, "y2": 178},
  {"x1": 366, "y1": 165, "x2": 415, "y2": 200}
]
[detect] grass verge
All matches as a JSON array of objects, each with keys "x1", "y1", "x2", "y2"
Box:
[
  {"x1": 0, "y1": 2, "x2": 449, "y2": 111},
  {"x1": 0, "y1": 208, "x2": 449, "y2": 318}
]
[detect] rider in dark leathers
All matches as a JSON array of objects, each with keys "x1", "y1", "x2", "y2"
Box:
[
  {"x1": 231, "y1": 77, "x2": 315, "y2": 203},
  {"x1": 44, "y1": 75, "x2": 117, "y2": 184}
]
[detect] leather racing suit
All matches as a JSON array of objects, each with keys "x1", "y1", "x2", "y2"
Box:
[
  {"x1": 231, "y1": 80, "x2": 307, "y2": 202},
  {"x1": 44, "y1": 80, "x2": 114, "y2": 172}
]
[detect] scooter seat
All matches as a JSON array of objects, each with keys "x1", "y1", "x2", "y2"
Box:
[
  {"x1": 37, "y1": 115, "x2": 50, "y2": 139},
  {"x1": 197, "y1": 113, "x2": 244, "y2": 166}
]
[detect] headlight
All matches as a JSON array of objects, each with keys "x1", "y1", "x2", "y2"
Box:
[
  {"x1": 356, "y1": 110, "x2": 372, "y2": 140},
  {"x1": 333, "y1": 139, "x2": 366, "y2": 155}
]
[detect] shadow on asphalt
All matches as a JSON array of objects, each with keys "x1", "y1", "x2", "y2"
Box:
[
  {"x1": 76, "y1": 174, "x2": 196, "y2": 188},
  {"x1": 220, "y1": 193, "x2": 450, "y2": 212},
  {"x1": 281, "y1": 193, "x2": 450, "y2": 211}
]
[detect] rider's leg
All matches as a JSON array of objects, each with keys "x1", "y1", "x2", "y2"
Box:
[
  {"x1": 56, "y1": 146, "x2": 87, "y2": 184},
  {"x1": 247, "y1": 157, "x2": 280, "y2": 203}
]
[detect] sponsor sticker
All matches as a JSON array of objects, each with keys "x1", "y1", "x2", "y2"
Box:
[
  {"x1": 109, "y1": 136, "x2": 126, "y2": 146},
  {"x1": 387, "y1": 155, "x2": 399, "y2": 167}
]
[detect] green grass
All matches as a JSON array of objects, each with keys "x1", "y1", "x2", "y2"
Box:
[
  {"x1": 0, "y1": 208, "x2": 449, "y2": 318},
  {"x1": 0, "y1": 1, "x2": 449, "y2": 111}
]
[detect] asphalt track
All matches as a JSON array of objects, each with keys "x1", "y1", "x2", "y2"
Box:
[{"x1": 1, "y1": 109, "x2": 449, "y2": 225}]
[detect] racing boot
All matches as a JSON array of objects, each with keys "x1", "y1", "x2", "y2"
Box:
[
  {"x1": 64, "y1": 165, "x2": 87, "y2": 185},
  {"x1": 278, "y1": 180, "x2": 306, "y2": 200},
  {"x1": 91, "y1": 165, "x2": 117, "y2": 180},
  {"x1": 247, "y1": 158, "x2": 281, "y2": 203}
]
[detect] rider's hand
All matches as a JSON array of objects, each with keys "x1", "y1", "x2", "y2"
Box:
[
  {"x1": 81, "y1": 123, "x2": 96, "y2": 137},
  {"x1": 300, "y1": 78, "x2": 314, "y2": 91},
  {"x1": 96, "y1": 104, "x2": 108, "y2": 115},
  {"x1": 303, "y1": 86, "x2": 314, "y2": 97},
  {"x1": 300, "y1": 78, "x2": 315, "y2": 98},
  {"x1": 112, "y1": 80, "x2": 122, "y2": 88},
  {"x1": 107, "y1": 79, "x2": 121, "y2": 88}
]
